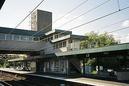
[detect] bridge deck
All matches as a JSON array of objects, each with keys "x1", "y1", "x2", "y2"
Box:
[{"x1": 0, "y1": 68, "x2": 129, "y2": 86}]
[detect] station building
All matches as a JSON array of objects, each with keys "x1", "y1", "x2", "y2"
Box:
[
  {"x1": 0, "y1": 10, "x2": 85, "y2": 75},
  {"x1": 0, "y1": 10, "x2": 129, "y2": 81}
]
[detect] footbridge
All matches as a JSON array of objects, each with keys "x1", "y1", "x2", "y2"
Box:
[{"x1": 0, "y1": 40, "x2": 45, "y2": 54}]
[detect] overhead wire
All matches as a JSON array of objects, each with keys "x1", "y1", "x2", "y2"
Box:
[
  {"x1": 107, "y1": 26, "x2": 129, "y2": 43},
  {"x1": 8, "y1": 0, "x2": 45, "y2": 34},
  {"x1": 6, "y1": 0, "x2": 46, "y2": 54},
  {"x1": 100, "y1": 17, "x2": 129, "y2": 30},
  {"x1": 108, "y1": 26, "x2": 129, "y2": 33},
  {"x1": 15, "y1": 0, "x2": 45, "y2": 28},
  {"x1": 35, "y1": 0, "x2": 111, "y2": 41},
  {"x1": 34, "y1": 5, "x2": 129, "y2": 50},
  {"x1": 8, "y1": 0, "x2": 129, "y2": 51},
  {"x1": 32, "y1": 0, "x2": 89, "y2": 36},
  {"x1": 56, "y1": 6, "x2": 129, "y2": 37},
  {"x1": 7, "y1": 0, "x2": 89, "y2": 52},
  {"x1": 32, "y1": 1, "x2": 129, "y2": 43},
  {"x1": 53, "y1": 0, "x2": 89, "y2": 23},
  {"x1": 87, "y1": 17, "x2": 129, "y2": 32},
  {"x1": 56, "y1": 0, "x2": 111, "y2": 29}
]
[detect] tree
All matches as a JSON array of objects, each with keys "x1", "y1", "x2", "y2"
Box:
[{"x1": 80, "y1": 31, "x2": 119, "y2": 49}]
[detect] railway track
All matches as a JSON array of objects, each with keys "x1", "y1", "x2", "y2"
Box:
[
  {"x1": 0, "y1": 72, "x2": 41, "y2": 86},
  {"x1": 0, "y1": 80, "x2": 45, "y2": 86},
  {"x1": 6, "y1": 80, "x2": 44, "y2": 86},
  {"x1": 0, "y1": 81, "x2": 12, "y2": 86},
  {"x1": 0, "y1": 72, "x2": 48, "y2": 86},
  {"x1": 0, "y1": 71, "x2": 94, "y2": 86}
]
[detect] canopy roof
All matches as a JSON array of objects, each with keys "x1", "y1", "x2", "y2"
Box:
[{"x1": 56, "y1": 43, "x2": 129, "y2": 56}]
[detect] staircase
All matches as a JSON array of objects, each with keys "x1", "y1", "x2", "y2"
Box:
[{"x1": 69, "y1": 58, "x2": 82, "y2": 77}]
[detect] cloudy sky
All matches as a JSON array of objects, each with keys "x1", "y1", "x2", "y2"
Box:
[{"x1": 0, "y1": 0, "x2": 129, "y2": 43}]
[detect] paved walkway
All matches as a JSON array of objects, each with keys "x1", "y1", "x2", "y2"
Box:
[
  {"x1": 0, "y1": 68, "x2": 35, "y2": 74},
  {"x1": 0, "y1": 68, "x2": 129, "y2": 86}
]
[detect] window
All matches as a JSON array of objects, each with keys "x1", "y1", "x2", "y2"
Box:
[
  {"x1": 55, "y1": 34, "x2": 59, "y2": 39},
  {"x1": 0, "y1": 33, "x2": 5, "y2": 40},
  {"x1": 54, "y1": 43, "x2": 58, "y2": 49},
  {"x1": 50, "y1": 36, "x2": 53, "y2": 40},
  {"x1": 21, "y1": 36, "x2": 27, "y2": 41},
  {"x1": 28, "y1": 36, "x2": 33, "y2": 41},
  {"x1": 68, "y1": 39, "x2": 73, "y2": 43},
  {"x1": 14, "y1": 35, "x2": 20, "y2": 40},
  {"x1": 59, "y1": 42, "x2": 62, "y2": 48},
  {"x1": 6, "y1": 34, "x2": 12, "y2": 40},
  {"x1": 62, "y1": 41, "x2": 66, "y2": 47}
]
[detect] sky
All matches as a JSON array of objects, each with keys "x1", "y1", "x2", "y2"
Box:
[{"x1": 0, "y1": 0, "x2": 129, "y2": 43}]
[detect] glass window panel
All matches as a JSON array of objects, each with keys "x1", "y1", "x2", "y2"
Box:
[
  {"x1": 0, "y1": 33, "x2": 5, "y2": 40},
  {"x1": 21, "y1": 36, "x2": 28, "y2": 41},
  {"x1": 59, "y1": 42, "x2": 62, "y2": 48},
  {"x1": 6, "y1": 34, "x2": 12, "y2": 40},
  {"x1": 14, "y1": 35, "x2": 20, "y2": 40},
  {"x1": 21, "y1": 36, "x2": 29, "y2": 41},
  {"x1": 62, "y1": 41, "x2": 66, "y2": 47},
  {"x1": 55, "y1": 34, "x2": 58, "y2": 39},
  {"x1": 28, "y1": 36, "x2": 33, "y2": 41}
]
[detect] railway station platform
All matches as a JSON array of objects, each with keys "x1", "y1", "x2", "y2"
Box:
[{"x1": 0, "y1": 68, "x2": 129, "y2": 86}]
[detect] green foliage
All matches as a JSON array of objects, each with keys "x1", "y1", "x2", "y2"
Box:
[
  {"x1": 85, "y1": 58, "x2": 96, "y2": 66},
  {"x1": 91, "y1": 70, "x2": 97, "y2": 74},
  {"x1": 0, "y1": 59, "x2": 4, "y2": 67},
  {"x1": 0, "y1": 59, "x2": 9, "y2": 67},
  {"x1": 80, "y1": 31, "x2": 119, "y2": 49}
]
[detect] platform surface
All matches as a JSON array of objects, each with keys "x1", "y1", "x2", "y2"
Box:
[
  {"x1": 0, "y1": 68, "x2": 35, "y2": 74},
  {"x1": 0, "y1": 68, "x2": 129, "y2": 86}
]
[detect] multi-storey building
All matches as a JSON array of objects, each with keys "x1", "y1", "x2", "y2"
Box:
[
  {"x1": 0, "y1": 10, "x2": 85, "y2": 75},
  {"x1": 0, "y1": 9, "x2": 129, "y2": 81}
]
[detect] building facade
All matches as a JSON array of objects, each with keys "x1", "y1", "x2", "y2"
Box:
[
  {"x1": 0, "y1": 9, "x2": 85, "y2": 76},
  {"x1": 0, "y1": 9, "x2": 129, "y2": 81}
]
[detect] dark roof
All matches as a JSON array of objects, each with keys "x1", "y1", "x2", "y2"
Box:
[
  {"x1": 45, "y1": 29, "x2": 72, "y2": 35},
  {"x1": 51, "y1": 34, "x2": 85, "y2": 43},
  {"x1": 55, "y1": 43, "x2": 129, "y2": 56},
  {"x1": 0, "y1": 27, "x2": 44, "y2": 36},
  {"x1": 0, "y1": 0, "x2": 5, "y2": 9},
  {"x1": 71, "y1": 34, "x2": 85, "y2": 40}
]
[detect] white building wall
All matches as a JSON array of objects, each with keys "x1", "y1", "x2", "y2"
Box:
[
  {"x1": 43, "y1": 39, "x2": 82, "y2": 54},
  {"x1": 67, "y1": 39, "x2": 81, "y2": 51}
]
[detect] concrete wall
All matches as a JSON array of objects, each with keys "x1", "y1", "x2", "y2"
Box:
[
  {"x1": 0, "y1": 38, "x2": 82, "y2": 54},
  {"x1": 67, "y1": 39, "x2": 81, "y2": 51},
  {"x1": 31, "y1": 10, "x2": 52, "y2": 32},
  {"x1": 43, "y1": 42, "x2": 54, "y2": 54},
  {"x1": 0, "y1": 40, "x2": 45, "y2": 52},
  {"x1": 43, "y1": 39, "x2": 82, "y2": 54}
]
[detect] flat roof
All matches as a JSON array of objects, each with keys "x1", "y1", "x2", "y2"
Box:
[
  {"x1": 56, "y1": 43, "x2": 129, "y2": 56},
  {"x1": 0, "y1": 27, "x2": 44, "y2": 36},
  {"x1": 52, "y1": 34, "x2": 85, "y2": 43},
  {"x1": 45, "y1": 29, "x2": 72, "y2": 35},
  {"x1": 71, "y1": 34, "x2": 85, "y2": 40}
]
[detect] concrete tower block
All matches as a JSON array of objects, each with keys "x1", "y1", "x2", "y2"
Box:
[{"x1": 31, "y1": 9, "x2": 52, "y2": 33}]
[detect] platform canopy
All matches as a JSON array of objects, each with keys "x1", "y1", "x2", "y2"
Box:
[{"x1": 56, "y1": 43, "x2": 129, "y2": 56}]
